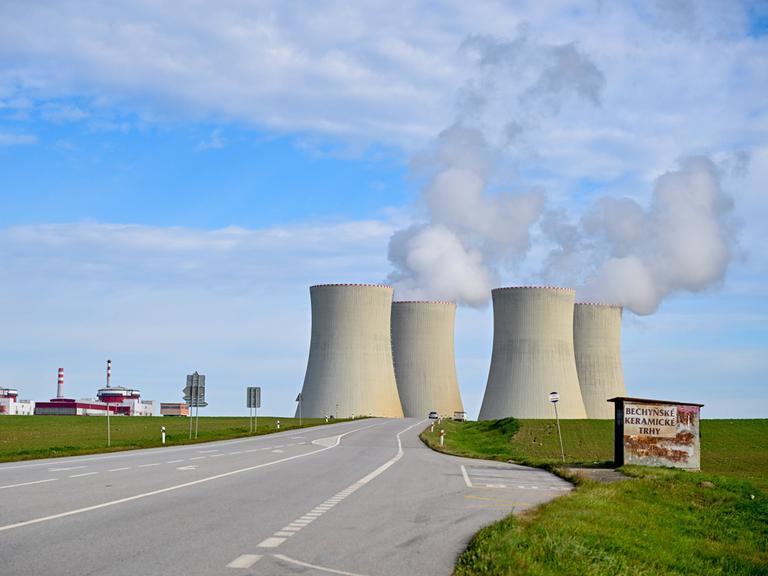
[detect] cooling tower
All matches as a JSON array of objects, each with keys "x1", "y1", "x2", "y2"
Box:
[
  {"x1": 297, "y1": 284, "x2": 404, "y2": 419},
  {"x1": 391, "y1": 301, "x2": 464, "y2": 418},
  {"x1": 479, "y1": 286, "x2": 587, "y2": 420},
  {"x1": 574, "y1": 303, "x2": 627, "y2": 419}
]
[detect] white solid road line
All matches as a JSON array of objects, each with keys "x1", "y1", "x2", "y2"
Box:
[
  {"x1": 273, "y1": 554, "x2": 368, "y2": 576},
  {"x1": 256, "y1": 419, "x2": 427, "y2": 550},
  {"x1": 226, "y1": 554, "x2": 262, "y2": 568},
  {"x1": 460, "y1": 465, "x2": 473, "y2": 488},
  {"x1": 0, "y1": 423, "x2": 379, "y2": 534},
  {"x1": 0, "y1": 420, "x2": 366, "y2": 471},
  {"x1": 0, "y1": 478, "x2": 58, "y2": 490}
]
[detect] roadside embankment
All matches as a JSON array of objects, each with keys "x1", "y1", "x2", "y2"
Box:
[{"x1": 421, "y1": 418, "x2": 768, "y2": 575}]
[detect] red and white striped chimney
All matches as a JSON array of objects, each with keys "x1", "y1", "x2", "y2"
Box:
[
  {"x1": 57, "y1": 367, "x2": 64, "y2": 398},
  {"x1": 107, "y1": 359, "x2": 112, "y2": 388}
]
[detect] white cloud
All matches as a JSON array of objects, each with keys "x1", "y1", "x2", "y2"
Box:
[
  {"x1": 0, "y1": 1, "x2": 764, "y2": 161},
  {"x1": 196, "y1": 128, "x2": 227, "y2": 151},
  {"x1": 0, "y1": 220, "x2": 395, "y2": 415},
  {"x1": 0, "y1": 131, "x2": 37, "y2": 146}
]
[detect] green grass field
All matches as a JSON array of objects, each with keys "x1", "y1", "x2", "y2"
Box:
[
  {"x1": 422, "y1": 418, "x2": 768, "y2": 492},
  {"x1": 421, "y1": 418, "x2": 768, "y2": 575},
  {"x1": 0, "y1": 415, "x2": 341, "y2": 462}
]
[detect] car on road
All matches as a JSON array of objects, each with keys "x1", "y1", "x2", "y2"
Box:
[{"x1": 428, "y1": 411, "x2": 438, "y2": 419}]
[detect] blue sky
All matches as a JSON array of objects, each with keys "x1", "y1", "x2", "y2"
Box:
[{"x1": 1, "y1": 1, "x2": 766, "y2": 418}]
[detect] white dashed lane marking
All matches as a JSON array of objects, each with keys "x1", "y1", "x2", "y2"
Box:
[
  {"x1": 108, "y1": 467, "x2": 131, "y2": 472},
  {"x1": 254, "y1": 420, "x2": 424, "y2": 551},
  {"x1": 257, "y1": 537, "x2": 286, "y2": 548},
  {"x1": 48, "y1": 466, "x2": 86, "y2": 472},
  {"x1": 226, "y1": 554, "x2": 262, "y2": 569},
  {"x1": 0, "y1": 478, "x2": 58, "y2": 490},
  {"x1": 139, "y1": 463, "x2": 161, "y2": 468},
  {"x1": 463, "y1": 465, "x2": 573, "y2": 492},
  {"x1": 69, "y1": 472, "x2": 98, "y2": 478}
]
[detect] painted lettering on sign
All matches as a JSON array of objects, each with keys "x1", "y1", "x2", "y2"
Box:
[{"x1": 623, "y1": 403, "x2": 677, "y2": 437}]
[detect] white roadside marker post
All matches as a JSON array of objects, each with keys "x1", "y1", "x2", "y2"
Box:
[
  {"x1": 161, "y1": 426, "x2": 166, "y2": 445},
  {"x1": 276, "y1": 420, "x2": 280, "y2": 430},
  {"x1": 440, "y1": 429, "x2": 445, "y2": 447}
]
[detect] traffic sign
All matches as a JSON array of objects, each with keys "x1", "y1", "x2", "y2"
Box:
[
  {"x1": 549, "y1": 391, "x2": 560, "y2": 403},
  {"x1": 184, "y1": 372, "x2": 207, "y2": 407},
  {"x1": 247, "y1": 386, "x2": 261, "y2": 408}
]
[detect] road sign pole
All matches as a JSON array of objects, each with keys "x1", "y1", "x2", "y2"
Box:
[
  {"x1": 188, "y1": 402, "x2": 193, "y2": 439},
  {"x1": 195, "y1": 386, "x2": 200, "y2": 439},
  {"x1": 554, "y1": 402, "x2": 565, "y2": 463},
  {"x1": 255, "y1": 406, "x2": 258, "y2": 433}
]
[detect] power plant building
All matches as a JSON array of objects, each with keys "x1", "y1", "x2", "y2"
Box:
[
  {"x1": 574, "y1": 303, "x2": 627, "y2": 419},
  {"x1": 0, "y1": 388, "x2": 35, "y2": 415},
  {"x1": 391, "y1": 301, "x2": 464, "y2": 418},
  {"x1": 34, "y1": 366, "x2": 154, "y2": 416},
  {"x1": 297, "y1": 284, "x2": 403, "y2": 418},
  {"x1": 479, "y1": 287, "x2": 587, "y2": 420}
]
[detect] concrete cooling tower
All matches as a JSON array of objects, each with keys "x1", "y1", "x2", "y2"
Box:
[
  {"x1": 297, "y1": 284, "x2": 403, "y2": 419},
  {"x1": 479, "y1": 286, "x2": 587, "y2": 420},
  {"x1": 574, "y1": 303, "x2": 627, "y2": 419},
  {"x1": 391, "y1": 301, "x2": 464, "y2": 418}
]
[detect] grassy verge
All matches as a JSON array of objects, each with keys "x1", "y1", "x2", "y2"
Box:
[
  {"x1": 421, "y1": 418, "x2": 768, "y2": 575},
  {"x1": 455, "y1": 467, "x2": 767, "y2": 576},
  {"x1": 0, "y1": 415, "x2": 347, "y2": 462},
  {"x1": 422, "y1": 418, "x2": 768, "y2": 492}
]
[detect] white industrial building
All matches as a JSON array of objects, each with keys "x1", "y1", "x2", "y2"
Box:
[
  {"x1": 574, "y1": 303, "x2": 627, "y2": 419},
  {"x1": 391, "y1": 301, "x2": 464, "y2": 418},
  {"x1": 297, "y1": 284, "x2": 404, "y2": 418},
  {"x1": 34, "y1": 365, "x2": 154, "y2": 416},
  {"x1": 479, "y1": 286, "x2": 587, "y2": 420},
  {"x1": 0, "y1": 388, "x2": 35, "y2": 415}
]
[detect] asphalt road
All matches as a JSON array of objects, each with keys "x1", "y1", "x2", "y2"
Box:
[{"x1": 0, "y1": 418, "x2": 572, "y2": 575}]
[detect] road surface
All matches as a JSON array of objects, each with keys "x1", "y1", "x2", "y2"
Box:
[{"x1": 0, "y1": 418, "x2": 571, "y2": 575}]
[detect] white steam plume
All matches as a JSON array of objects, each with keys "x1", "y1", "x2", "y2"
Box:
[
  {"x1": 542, "y1": 156, "x2": 738, "y2": 314},
  {"x1": 388, "y1": 31, "x2": 604, "y2": 306}
]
